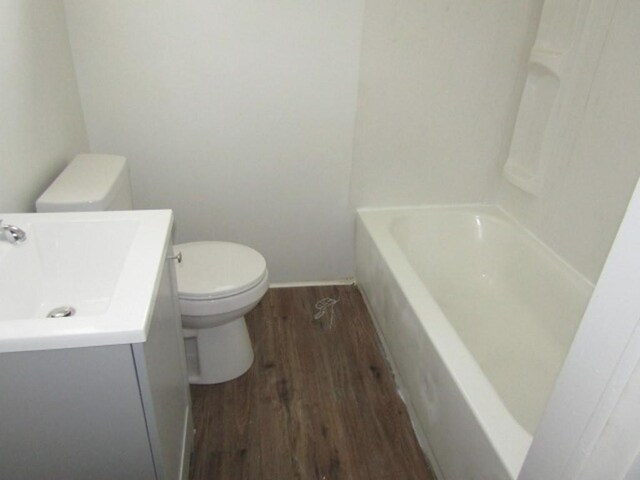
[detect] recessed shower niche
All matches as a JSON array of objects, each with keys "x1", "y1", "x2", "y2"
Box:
[{"x1": 503, "y1": 0, "x2": 616, "y2": 195}]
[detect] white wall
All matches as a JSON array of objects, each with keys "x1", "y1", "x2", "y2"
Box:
[
  {"x1": 519, "y1": 172, "x2": 640, "y2": 479},
  {"x1": 580, "y1": 357, "x2": 640, "y2": 479},
  {"x1": 349, "y1": 0, "x2": 542, "y2": 208},
  {"x1": 63, "y1": 1, "x2": 364, "y2": 283},
  {"x1": 498, "y1": 0, "x2": 640, "y2": 284},
  {"x1": 0, "y1": 1, "x2": 88, "y2": 213}
]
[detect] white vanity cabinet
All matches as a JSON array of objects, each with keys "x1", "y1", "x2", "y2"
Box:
[{"x1": 0, "y1": 241, "x2": 192, "y2": 480}]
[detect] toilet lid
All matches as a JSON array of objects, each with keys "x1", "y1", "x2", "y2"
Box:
[{"x1": 174, "y1": 241, "x2": 267, "y2": 300}]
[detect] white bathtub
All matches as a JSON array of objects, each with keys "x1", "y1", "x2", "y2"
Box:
[{"x1": 355, "y1": 205, "x2": 593, "y2": 479}]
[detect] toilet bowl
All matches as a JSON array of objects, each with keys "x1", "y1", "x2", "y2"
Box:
[
  {"x1": 36, "y1": 154, "x2": 269, "y2": 385},
  {"x1": 174, "y1": 241, "x2": 268, "y2": 384}
]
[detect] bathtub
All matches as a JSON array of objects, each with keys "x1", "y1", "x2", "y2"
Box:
[{"x1": 355, "y1": 205, "x2": 593, "y2": 479}]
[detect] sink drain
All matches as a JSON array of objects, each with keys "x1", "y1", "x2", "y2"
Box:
[{"x1": 47, "y1": 306, "x2": 76, "y2": 318}]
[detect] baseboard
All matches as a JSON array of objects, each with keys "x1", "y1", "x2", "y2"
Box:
[{"x1": 269, "y1": 279, "x2": 355, "y2": 288}]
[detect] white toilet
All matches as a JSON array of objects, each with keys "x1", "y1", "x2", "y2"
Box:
[{"x1": 36, "y1": 153, "x2": 268, "y2": 384}]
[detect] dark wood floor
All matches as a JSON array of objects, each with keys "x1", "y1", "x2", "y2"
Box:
[{"x1": 189, "y1": 285, "x2": 435, "y2": 480}]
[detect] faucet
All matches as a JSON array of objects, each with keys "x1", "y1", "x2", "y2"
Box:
[{"x1": 0, "y1": 219, "x2": 27, "y2": 244}]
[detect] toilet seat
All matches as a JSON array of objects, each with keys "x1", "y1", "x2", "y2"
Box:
[
  {"x1": 173, "y1": 241, "x2": 269, "y2": 324},
  {"x1": 174, "y1": 241, "x2": 267, "y2": 300}
]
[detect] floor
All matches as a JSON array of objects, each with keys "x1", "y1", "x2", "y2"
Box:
[{"x1": 189, "y1": 285, "x2": 435, "y2": 480}]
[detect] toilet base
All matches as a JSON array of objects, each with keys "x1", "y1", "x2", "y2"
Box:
[{"x1": 184, "y1": 317, "x2": 254, "y2": 385}]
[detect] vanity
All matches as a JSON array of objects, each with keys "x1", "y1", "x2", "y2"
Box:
[{"x1": 0, "y1": 210, "x2": 192, "y2": 480}]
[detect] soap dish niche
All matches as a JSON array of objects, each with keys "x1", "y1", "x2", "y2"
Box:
[{"x1": 503, "y1": 55, "x2": 561, "y2": 196}]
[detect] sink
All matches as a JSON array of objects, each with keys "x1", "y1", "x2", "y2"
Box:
[
  {"x1": 1, "y1": 218, "x2": 139, "y2": 320},
  {"x1": 0, "y1": 210, "x2": 173, "y2": 352}
]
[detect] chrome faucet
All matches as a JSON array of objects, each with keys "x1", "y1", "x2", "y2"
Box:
[{"x1": 0, "y1": 219, "x2": 27, "y2": 244}]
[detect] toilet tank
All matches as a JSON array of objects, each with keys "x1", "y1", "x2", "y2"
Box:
[{"x1": 36, "y1": 154, "x2": 134, "y2": 212}]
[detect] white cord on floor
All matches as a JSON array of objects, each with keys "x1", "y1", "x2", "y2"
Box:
[{"x1": 313, "y1": 297, "x2": 340, "y2": 330}]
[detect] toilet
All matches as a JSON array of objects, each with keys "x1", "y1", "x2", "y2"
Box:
[
  {"x1": 175, "y1": 241, "x2": 268, "y2": 384},
  {"x1": 36, "y1": 154, "x2": 268, "y2": 384}
]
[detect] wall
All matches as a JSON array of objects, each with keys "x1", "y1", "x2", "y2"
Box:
[
  {"x1": 349, "y1": 0, "x2": 542, "y2": 208},
  {"x1": 497, "y1": 0, "x2": 640, "y2": 284},
  {"x1": 0, "y1": 1, "x2": 88, "y2": 213},
  {"x1": 580, "y1": 356, "x2": 640, "y2": 479},
  {"x1": 519, "y1": 170, "x2": 640, "y2": 479},
  {"x1": 63, "y1": 1, "x2": 364, "y2": 283}
]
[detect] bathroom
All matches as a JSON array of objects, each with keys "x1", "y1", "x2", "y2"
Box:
[{"x1": 1, "y1": 0, "x2": 640, "y2": 478}]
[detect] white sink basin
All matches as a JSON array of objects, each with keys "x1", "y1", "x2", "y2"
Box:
[{"x1": 0, "y1": 210, "x2": 173, "y2": 352}]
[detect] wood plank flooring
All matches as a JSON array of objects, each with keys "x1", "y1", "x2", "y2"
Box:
[{"x1": 189, "y1": 285, "x2": 435, "y2": 480}]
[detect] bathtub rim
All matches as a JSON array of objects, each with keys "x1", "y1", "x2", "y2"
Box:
[
  {"x1": 356, "y1": 203, "x2": 594, "y2": 478},
  {"x1": 358, "y1": 203, "x2": 594, "y2": 290}
]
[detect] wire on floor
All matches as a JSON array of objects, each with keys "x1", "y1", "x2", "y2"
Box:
[{"x1": 313, "y1": 297, "x2": 340, "y2": 330}]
